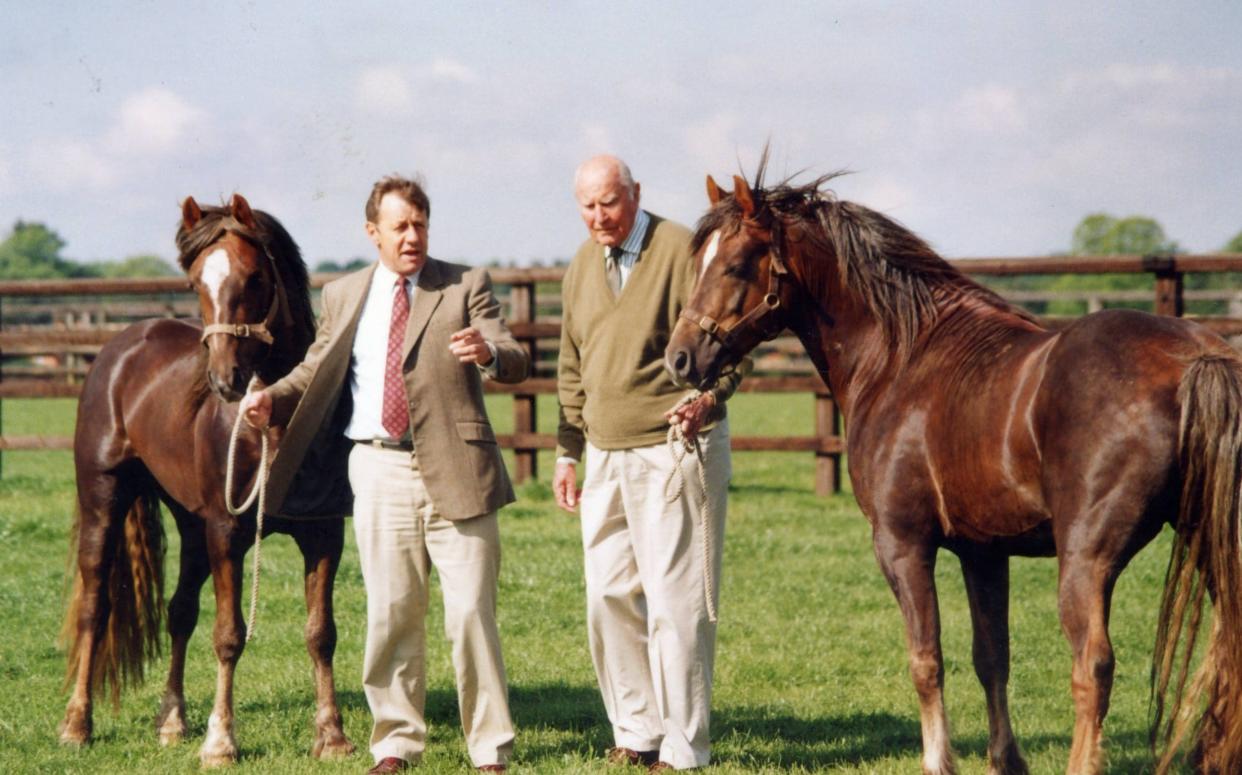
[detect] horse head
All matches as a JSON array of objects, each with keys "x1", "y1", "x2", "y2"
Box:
[
  {"x1": 180, "y1": 193, "x2": 290, "y2": 402},
  {"x1": 666, "y1": 174, "x2": 798, "y2": 389}
]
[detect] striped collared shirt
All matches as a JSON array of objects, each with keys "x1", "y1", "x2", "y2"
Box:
[{"x1": 605, "y1": 209, "x2": 651, "y2": 290}]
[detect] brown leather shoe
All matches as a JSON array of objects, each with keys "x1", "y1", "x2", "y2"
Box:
[
  {"x1": 648, "y1": 763, "x2": 676, "y2": 772},
  {"x1": 606, "y1": 747, "x2": 660, "y2": 767},
  {"x1": 477, "y1": 766, "x2": 506, "y2": 772},
  {"x1": 367, "y1": 757, "x2": 411, "y2": 774}
]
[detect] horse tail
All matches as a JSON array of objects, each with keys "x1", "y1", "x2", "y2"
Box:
[
  {"x1": 1152, "y1": 354, "x2": 1242, "y2": 774},
  {"x1": 61, "y1": 490, "x2": 166, "y2": 708}
]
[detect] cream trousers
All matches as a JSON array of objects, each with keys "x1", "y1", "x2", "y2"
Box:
[
  {"x1": 349, "y1": 443, "x2": 514, "y2": 767},
  {"x1": 581, "y1": 420, "x2": 731, "y2": 770}
]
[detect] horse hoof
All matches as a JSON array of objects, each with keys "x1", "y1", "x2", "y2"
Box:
[
  {"x1": 159, "y1": 728, "x2": 186, "y2": 747},
  {"x1": 313, "y1": 736, "x2": 356, "y2": 760},
  {"x1": 59, "y1": 728, "x2": 90, "y2": 748},
  {"x1": 58, "y1": 717, "x2": 91, "y2": 748},
  {"x1": 156, "y1": 705, "x2": 188, "y2": 746},
  {"x1": 200, "y1": 751, "x2": 238, "y2": 769}
]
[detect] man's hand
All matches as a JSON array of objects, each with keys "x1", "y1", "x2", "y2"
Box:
[
  {"x1": 553, "y1": 460, "x2": 581, "y2": 513},
  {"x1": 449, "y1": 327, "x2": 494, "y2": 365},
  {"x1": 664, "y1": 391, "x2": 716, "y2": 440},
  {"x1": 240, "y1": 389, "x2": 273, "y2": 429}
]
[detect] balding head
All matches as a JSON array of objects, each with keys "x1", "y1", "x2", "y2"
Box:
[{"x1": 574, "y1": 155, "x2": 642, "y2": 248}]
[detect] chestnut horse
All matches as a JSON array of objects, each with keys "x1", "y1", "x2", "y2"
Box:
[
  {"x1": 665, "y1": 167, "x2": 1242, "y2": 774},
  {"x1": 59, "y1": 194, "x2": 354, "y2": 766}
]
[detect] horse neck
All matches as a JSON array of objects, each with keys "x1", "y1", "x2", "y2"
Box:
[
  {"x1": 784, "y1": 271, "x2": 891, "y2": 421},
  {"x1": 257, "y1": 273, "x2": 316, "y2": 384},
  {"x1": 258, "y1": 328, "x2": 308, "y2": 384}
]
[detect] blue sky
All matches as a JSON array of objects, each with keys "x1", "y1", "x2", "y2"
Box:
[{"x1": 2, "y1": 2, "x2": 1240, "y2": 268}]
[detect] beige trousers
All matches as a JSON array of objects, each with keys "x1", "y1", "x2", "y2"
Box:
[
  {"x1": 349, "y1": 443, "x2": 514, "y2": 767},
  {"x1": 581, "y1": 420, "x2": 731, "y2": 770}
]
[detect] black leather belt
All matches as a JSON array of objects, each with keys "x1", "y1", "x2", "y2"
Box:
[{"x1": 357, "y1": 438, "x2": 414, "y2": 452}]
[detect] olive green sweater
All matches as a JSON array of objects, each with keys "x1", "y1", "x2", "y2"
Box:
[{"x1": 556, "y1": 213, "x2": 747, "y2": 460}]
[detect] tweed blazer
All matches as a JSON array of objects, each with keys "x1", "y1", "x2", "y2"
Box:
[{"x1": 264, "y1": 258, "x2": 529, "y2": 520}]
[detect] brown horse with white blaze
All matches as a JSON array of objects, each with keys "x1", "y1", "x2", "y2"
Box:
[
  {"x1": 665, "y1": 165, "x2": 1242, "y2": 774},
  {"x1": 59, "y1": 194, "x2": 354, "y2": 766}
]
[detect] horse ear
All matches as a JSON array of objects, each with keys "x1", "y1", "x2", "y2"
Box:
[
  {"x1": 230, "y1": 193, "x2": 257, "y2": 230},
  {"x1": 733, "y1": 175, "x2": 756, "y2": 219},
  {"x1": 181, "y1": 197, "x2": 202, "y2": 230},
  {"x1": 706, "y1": 175, "x2": 724, "y2": 205}
]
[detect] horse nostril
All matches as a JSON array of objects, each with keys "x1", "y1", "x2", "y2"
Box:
[{"x1": 673, "y1": 350, "x2": 690, "y2": 376}]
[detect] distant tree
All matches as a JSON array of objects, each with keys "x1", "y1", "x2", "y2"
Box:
[
  {"x1": 98, "y1": 254, "x2": 179, "y2": 278},
  {"x1": 1225, "y1": 230, "x2": 1242, "y2": 253},
  {"x1": 1186, "y1": 230, "x2": 1242, "y2": 311},
  {"x1": 0, "y1": 220, "x2": 95, "y2": 279},
  {"x1": 1038, "y1": 213, "x2": 1181, "y2": 316},
  {"x1": 313, "y1": 257, "x2": 369, "y2": 273},
  {"x1": 1071, "y1": 213, "x2": 1178, "y2": 256}
]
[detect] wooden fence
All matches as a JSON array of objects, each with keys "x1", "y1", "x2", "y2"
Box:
[{"x1": 4, "y1": 253, "x2": 1242, "y2": 494}]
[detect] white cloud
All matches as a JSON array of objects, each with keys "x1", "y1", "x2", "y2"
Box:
[
  {"x1": 27, "y1": 139, "x2": 118, "y2": 189},
  {"x1": 578, "y1": 123, "x2": 616, "y2": 156},
  {"x1": 0, "y1": 146, "x2": 11, "y2": 195},
  {"x1": 356, "y1": 66, "x2": 415, "y2": 116},
  {"x1": 850, "y1": 176, "x2": 916, "y2": 216},
  {"x1": 425, "y1": 58, "x2": 479, "y2": 84},
  {"x1": 680, "y1": 112, "x2": 747, "y2": 174},
  {"x1": 105, "y1": 87, "x2": 206, "y2": 156},
  {"x1": 955, "y1": 84, "x2": 1025, "y2": 133}
]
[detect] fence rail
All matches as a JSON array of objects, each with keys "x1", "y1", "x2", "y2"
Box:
[{"x1": 5, "y1": 253, "x2": 1242, "y2": 494}]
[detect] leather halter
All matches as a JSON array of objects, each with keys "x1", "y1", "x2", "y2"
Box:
[
  {"x1": 199, "y1": 234, "x2": 292, "y2": 347},
  {"x1": 679, "y1": 221, "x2": 790, "y2": 355}
]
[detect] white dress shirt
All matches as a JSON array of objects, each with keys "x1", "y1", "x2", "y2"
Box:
[{"x1": 345, "y1": 262, "x2": 418, "y2": 441}]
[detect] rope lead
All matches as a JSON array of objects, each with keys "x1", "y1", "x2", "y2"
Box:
[
  {"x1": 224, "y1": 377, "x2": 270, "y2": 642},
  {"x1": 664, "y1": 391, "x2": 718, "y2": 623}
]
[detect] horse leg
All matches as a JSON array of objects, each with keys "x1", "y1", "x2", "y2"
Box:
[
  {"x1": 291, "y1": 520, "x2": 354, "y2": 759},
  {"x1": 959, "y1": 552, "x2": 1028, "y2": 775},
  {"x1": 59, "y1": 492, "x2": 120, "y2": 746},
  {"x1": 155, "y1": 509, "x2": 210, "y2": 746},
  {"x1": 1057, "y1": 555, "x2": 1116, "y2": 775},
  {"x1": 875, "y1": 529, "x2": 956, "y2": 775},
  {"x1": 198, "y1": 524, "x2": 249, "y2": 768}
]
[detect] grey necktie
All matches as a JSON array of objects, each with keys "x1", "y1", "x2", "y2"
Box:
[{"x1": 604, "y1": 247, "x2": 622, "y2": 296}]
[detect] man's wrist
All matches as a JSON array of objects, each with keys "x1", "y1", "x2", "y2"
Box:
[{"x1": 556, "y1": 456, "x2": 578, "y2": 466}]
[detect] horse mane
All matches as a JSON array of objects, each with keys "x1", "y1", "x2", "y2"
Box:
[
  {"x1": 694, "y1": 159, "x2": 1039, "y2": 360},
  {"x1": 174, "y1": 202, "x2": 316, "y2": 339}
]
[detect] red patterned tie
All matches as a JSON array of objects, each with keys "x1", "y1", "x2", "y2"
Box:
[{"x1": 381, "y1": 277, "x2": 410, "y2": 438}]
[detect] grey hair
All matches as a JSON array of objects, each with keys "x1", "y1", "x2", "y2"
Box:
[{"x1": 574, "y1": 155, "x2": 636, "y2": 196}]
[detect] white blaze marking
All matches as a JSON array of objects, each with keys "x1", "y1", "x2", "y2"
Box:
[
  {"x1": 200, "y1": 248, "x2": 231, "y2": 323},
  {"x1": 701, "y1": 230, "x2": 721, "y2": 277}
]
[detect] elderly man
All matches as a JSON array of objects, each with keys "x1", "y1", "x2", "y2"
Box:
[
  {"x1": 554, "y1": 155, "x2": 748, "y2": 771},
  {"x1": 242, "y1": 174, "x2": 525, "y2": 773}
]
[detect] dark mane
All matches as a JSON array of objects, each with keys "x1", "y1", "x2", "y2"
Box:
[
  {"x1": 693, "y1": 161, "x2": 1037, "y2": 355},
  {"x1": 174, "y1": 202, "x2": 316, "y2": 340}
]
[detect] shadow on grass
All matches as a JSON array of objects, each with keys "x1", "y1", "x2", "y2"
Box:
[
  {"x1": 227, "y1": 684, "x2": 1170, "y2": 772},
  {"x1": 711, "y1": 707, "x2": 920, "y2": 769}
]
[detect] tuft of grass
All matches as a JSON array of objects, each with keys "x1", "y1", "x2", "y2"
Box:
[{"x1": 0, "y1": 395, "x2": 1190, "y2": 773}]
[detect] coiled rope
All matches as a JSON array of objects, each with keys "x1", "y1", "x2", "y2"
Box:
[
  {"x1": 224, "y1": 379, "x2": 269, "y2": 642},
  {"x1": 664, "y1": 391, "x2": 718, "y2": 623}
]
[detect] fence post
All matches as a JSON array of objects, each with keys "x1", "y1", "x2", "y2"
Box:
[
  {"x1": 509, "y1": 279, "x2": 537, "y2": 483},
  {"x1": 814, "y1": 389, "x2": 841, "y2": 495},
  {"x1": 1145, "y1": 254, "x2": 1184, "y2": 317}
]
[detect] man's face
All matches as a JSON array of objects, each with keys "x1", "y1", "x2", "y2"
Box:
[
  {"x1": 366, "y1": 192, "x2": 428, "y2": 276},
  {"x1": 575, "y1": 168, "x2": 640, "y2": 248}
]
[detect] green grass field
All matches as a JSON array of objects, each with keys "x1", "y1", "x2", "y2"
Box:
[{"x1": 0, "y1": 396, "x2": 1182, "y2": 773}]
